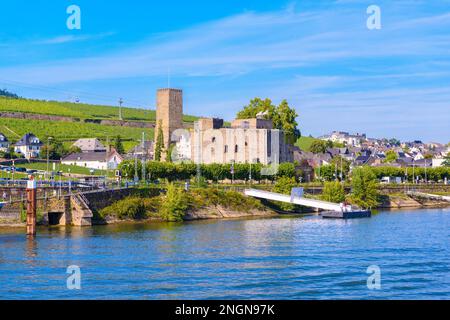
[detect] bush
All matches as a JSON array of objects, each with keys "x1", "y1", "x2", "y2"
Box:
[
  {"x1": 350, "y1": 167, "x2": 379, "y2": 209},
  {"x1": 99, "y1": 197, "x2": 146, "y2": 220},
  {"x1": 321, "y1": 181, "x2": 345, "y2": 203},
  {"x1": 272, "y1": 176, "x2": 299, "y2": 211},
  {"x1": 160, "y1": 184, "x2": 191, "y2": 221}
]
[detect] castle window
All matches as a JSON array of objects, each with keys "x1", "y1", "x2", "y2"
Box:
[
  {"x1": 212, "y1": 137, "x2": 216, "y2": 143},
  {"x1": 224, "y1": 145, "x2": 228, "y2": 153},
  {"x1": 235, "y1": 145, "x2": 239, "y2": 153}
]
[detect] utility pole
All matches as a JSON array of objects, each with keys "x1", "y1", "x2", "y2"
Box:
[
  {"x1": 119, "y1": 98, "x2": 123, "y2": 121},
  {"x1": 46, "y1": 137, "x2": 52, "y2": 182},
  {"x1": 134, "y1": 152, "x2": 138, "y2": 183},
  {"x1": 424, "y1": 159, "x2": 427, "y2": 183},
  {"x1": 142, "y1": 132, "x2": 146, "y2": 184}
]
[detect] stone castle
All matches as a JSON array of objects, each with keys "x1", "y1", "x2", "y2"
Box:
[{"x1": 154, "y1": 88, "x2": 293, "y2": 165}]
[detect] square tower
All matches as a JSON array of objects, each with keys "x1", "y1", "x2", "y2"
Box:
[{"x1": 155, "y1": 88, "x2": 183, "y2": 154}]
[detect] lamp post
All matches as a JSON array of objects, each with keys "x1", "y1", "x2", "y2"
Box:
[{"x1": 46, "y1": 137, "x2": 53, "y2": 182}]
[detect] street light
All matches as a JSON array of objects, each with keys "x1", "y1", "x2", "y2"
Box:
[{"x1": 46, "y1": 137, "x2": 53, "y2": 181}]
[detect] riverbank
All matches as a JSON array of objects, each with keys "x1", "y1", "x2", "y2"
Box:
[{"x1": 1, "y1": 189, "x2": 449, "y2": 228}]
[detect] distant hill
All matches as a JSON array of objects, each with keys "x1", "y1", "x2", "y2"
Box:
[
  {"x1": 0, "y1": 96, "x2": 198, "y2": 122},
  {"x1": 0, "y1": 96, "x2": 198, "y2": 152}
]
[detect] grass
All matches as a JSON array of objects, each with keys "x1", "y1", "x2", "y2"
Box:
[
  {"x1": 295, "y1": 136, "x2": 321, "y2": 151},
  {"x1": 0, "y1": 96, "x2": 199, "y2": 123},
  {"x1": 15, "y1": 162, "x2": 108, "y2": 176}
]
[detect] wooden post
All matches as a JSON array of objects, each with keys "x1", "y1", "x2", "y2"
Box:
[{"x1": 26, "y1": 177, "x2": 37, "y2": 236}]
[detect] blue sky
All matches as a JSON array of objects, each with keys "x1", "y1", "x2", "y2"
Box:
[{"x1": 0, "y1": 0, "x2": 449, "y2": 142}]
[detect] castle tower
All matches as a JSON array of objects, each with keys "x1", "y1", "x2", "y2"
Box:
[{"x1": 155, "y1": 88, "x2": 183, "y2": 158}]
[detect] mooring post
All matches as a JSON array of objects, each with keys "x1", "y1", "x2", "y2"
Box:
[{"x1": 26, "y1": 176, "x2": 37, "y2": 236}]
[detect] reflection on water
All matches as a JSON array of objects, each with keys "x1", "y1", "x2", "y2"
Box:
[{"x1": 0, "y1": 208, "x2": 449, "y2": 300}]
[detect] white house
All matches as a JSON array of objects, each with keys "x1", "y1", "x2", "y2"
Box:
[
  {"x1": 14, "y1": 133, "x2": 43, "y2": 159},
  {"x1": 62, "y1": 149, "x2": 123, "y2": 170},
  {"x1": 0, "y1": 133, "x2": 10, "y2": 152}
]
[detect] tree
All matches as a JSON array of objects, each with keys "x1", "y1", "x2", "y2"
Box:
[
  {"x1": 350, "y1": 167, "x2": 379, "y2": 209},
  {"x1": 236, "y1": 98, "x2": 300, "y2": 143},
  {"x1": 0, "y1": 89, "x2": 19, "y2": 98},
  {"x1": 67, "y1": 145, "x2": 82, "y2": 154},
  {"x1": 277, "y1": 162, "x2": 296, "y2": 179},
  {"x1": 236, "y1": 98, "x2": 276, "y2": 120},
  {"x1": 154, "y1": 120, "x2": 164, "y2": 161},
  {"x1": 384, "y1": 150, "x2": 398, "y2": 163},
  {"x1": 443, "y1": 153, "x2": 450, "y2": 167},
  {"x1": 273, "y1": 176, "x2": 299, "y2": 211},
  {"x1": 114, "y1": 135, "x2": 125, "y2": 155},
  {"x1": 40, "y1": 139, "x2": 67, "y2": 160},
  {"x1": 321, "y1": 181, "x2": 345, "y2": 203},
  {"x1": 273, "y1": 99, "x2": 301, "y2": 143},
  {"x1": 329, "y1": 156, "x2": 351, "y2": 181},
  {"x1": 388, "y1": 138, "x2": 401, "y2": 146},
  {"x1": 309, "y1": 140, "x2": 328, "y2": 154},
  {"x1": 160, "y1": 184, "x2": 190, "y2": 221}
]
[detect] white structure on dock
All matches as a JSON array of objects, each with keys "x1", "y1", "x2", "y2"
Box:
[
  {"x1": 244, "y1": 188, "x2": 343, "y2": 211},
  {"x1": 244, "y1": 188, "x2": 371, "y2": 219}
]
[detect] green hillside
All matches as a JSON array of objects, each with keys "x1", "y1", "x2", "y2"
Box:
[
  {"x1": 0, "y1": 96, "x2": 198, "y2": 122},
  {"x1": 0, "y1": 96, "x2": 200, "y2": 152},
  {"x1": 295, "y1": 136, "x2": 321, "y2": 151},
  {"x1": 0, "y1": 117, "x2": 152, "y2": 151}
]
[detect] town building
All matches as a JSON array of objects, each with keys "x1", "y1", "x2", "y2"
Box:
[
  {"x1": 125, "y1": 141, "x2": 154, "y2": 160},
  {"x1": 319, "y1": 131, "x2": 367, "y2": 147},
  {"x1": 0, "y1": 133, "x2": 9, "y2": 152},
  {"x1": 62, "y1": 148, "x2": 123, "y2": 170},
  {"x1": 14, "y1": 133, "x2": 42, "y2": 159},
  {"x1": 72, "y1": 138, "x2": 106, "y2": 153}
]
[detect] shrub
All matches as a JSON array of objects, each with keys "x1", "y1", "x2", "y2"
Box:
[
  {"x1": 321, "y1": 181, "x2": 345, "y2": 203},
  {"x1": 160, "y1": 184, "x2": 191, "y2": 221},
  {"x1": 99, "y1": 197, "x2": 146, "y2": 220},
  {"x1": 272, "y1": 176, "x2": 299, "y2": 211},
  {"x1": 350, "y1": 167, "x2": 380, "y2": 209}
]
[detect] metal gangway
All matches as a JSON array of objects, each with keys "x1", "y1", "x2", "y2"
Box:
[{"x1": 244, "y1": 188, "x2": 343, "y2": 211}]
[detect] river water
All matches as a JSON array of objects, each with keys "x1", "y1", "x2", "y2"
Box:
[{"x1": 0, "y1": 208, "x2": 449, "y2": 300}]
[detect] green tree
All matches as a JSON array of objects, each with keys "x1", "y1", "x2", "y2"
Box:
[
  {"x1": 40, "y1": 138, "x2": 67, "y2": 160},
  {"x1": 154, "y1": 120, "x2": 164, "y2": 161},
  {"x1": 114, "y1": 135, "x2": 125, "y2": 154},
  {"x1": 384, "y1": 150, "x2": 398, "y2": 163},
  {"x1": 67, "y1": 145, "x2": 82, "y2": 154},
  {"x1": 321, "y1": 181, "x2": 346, "y2": 203},
  {"x1": 277, "y1": 162, "x2": 296, "y2": 179},
  {"x1": 0, "y1": 89, "x2": 19, "y2": 98},
  {"x1": 273, "y1": 176, "x2": 299, "y2": 211},
  {"x1": 236, "y1": 98, "x2": 276, "y2": 120},
  {"x1": 442, "y1": 153, "x2": 450, "y2": 167},
  {"x1": 237, "y1": 98, "x2": 300, "y2": 143},
  {"x1": 160, "y1": 184, "x2": 190, "y2": 221},
  {"x1": 309, "y1": 140, "x2": 328, "y2": 154},
  {"x1": 329, "y1": 156, "x2": 351, "y2": 181},
  {"x1": 350, "y1": 167, "x2": 379, "y2": 209},
  {"x1": 273, "y1": 99, "x2": 301, "y2": 143}
]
